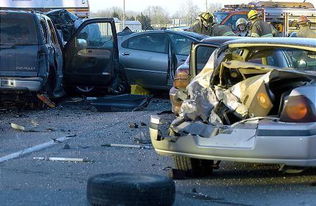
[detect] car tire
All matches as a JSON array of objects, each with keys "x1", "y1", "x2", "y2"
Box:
[
  {"x1": 173, "y1": 155, "x2": 213, "y2": 178},
  {"x1": 87, "y1": 173, "x2": 175, "y2": 206}
]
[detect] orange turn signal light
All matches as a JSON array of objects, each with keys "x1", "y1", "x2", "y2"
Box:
[{"x1": 285, "y1": 102, "x2": 308, "y2": 120}]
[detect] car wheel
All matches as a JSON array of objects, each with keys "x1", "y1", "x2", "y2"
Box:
[
  {"x1": 75, "y1": 86, "x2": 96, "y2": 93},
  {"x1": 87, "y1": 173, "x2": 175, "y2": 206},
  {"x1": 172, "y1": 155, "x2": 214, "y2": 178}
]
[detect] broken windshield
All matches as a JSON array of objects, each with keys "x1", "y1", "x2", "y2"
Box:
[{"x1": 0, "y1": 13, "x2": 38, "y2": 45}]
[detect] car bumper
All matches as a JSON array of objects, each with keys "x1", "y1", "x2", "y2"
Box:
[
  {"x1": 150, "y1": 115, "x2": 316, "y2": 167},
  {"x1": 0, "y1": 77, "x2": 43, "y2": 92}
]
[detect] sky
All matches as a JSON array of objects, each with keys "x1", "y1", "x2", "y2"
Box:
[{"x1": 90, "y1": 0, "x2": 316, "y2": 14}]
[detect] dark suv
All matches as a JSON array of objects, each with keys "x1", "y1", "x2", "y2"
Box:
[
  {"x1": 0, "y1": 10, "x2": 123, "y2": 98},
  {"x1": 0, "y1": 10, "x2": 64, "y2": 98}
]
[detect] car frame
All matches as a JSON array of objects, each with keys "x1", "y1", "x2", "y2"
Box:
[
  {"x1": 170, "y1": 36, "x2": 240, "y2": 114},
  {"x1": 150, "y1": 38, "x2": 316, "y2": 177}
]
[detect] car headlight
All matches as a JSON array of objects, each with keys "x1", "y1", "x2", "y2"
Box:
[{"x1": 280, "y1": 95, "x2": 316, "y2": 122}]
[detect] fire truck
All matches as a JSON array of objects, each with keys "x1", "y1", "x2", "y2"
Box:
[
  {"x1": 214, "y1": 1, "x2": 316, "y2": 36},
  {"x1": 0, "y1": 0, "x2": 90, "y2": 18}
]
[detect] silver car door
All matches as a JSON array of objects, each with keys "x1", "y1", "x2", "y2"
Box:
[{"x1": 120, "y1": 33, "x2": 169, "y2": 90}]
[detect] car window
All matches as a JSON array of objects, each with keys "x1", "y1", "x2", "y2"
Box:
[
  {"x1": 214, "y1": 12, "x2": 229, "y2": 24},
  {"x1": 126, "y1": 34, "x2": 168, "y2": 53},
  {"x1": 225, "y1": 14, "x2": 248, "y2": 31},
  {"x1": 76, "y1": 22, "x2": 113, "y2": 49},
  {"x1": 196, "y1": 46, "x2": 217, "y2": 71},
  {"x1": 168, "y1": 34, "x2": 193, "y2": 56},
  {"x1": 40, "y1": 19, "x2": 48, "y2": 44},
  {"x1": 47, "y1": 19, "x2": 59, "y2": 46},
  {"x1": 0, "y1": 13, "x2": 38, "y2": 45}
]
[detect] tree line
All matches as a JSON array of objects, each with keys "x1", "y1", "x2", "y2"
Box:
[{"x1": 90, "y1": 0, "x2": 222, "y2": 30}]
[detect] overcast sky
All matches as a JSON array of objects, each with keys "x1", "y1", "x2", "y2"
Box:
[{"x1": 90, "y1": 0, "x2": 316, "y2": 14}]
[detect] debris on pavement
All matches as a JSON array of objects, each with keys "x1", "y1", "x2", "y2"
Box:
[
  {"x1": 101, "y1": 143, "x2": 153, "y2": 150},
  {"x1": 33, "y1": 157, "x2": 93, "y2": 163},
  {"x1": 37, "y1": 94, "x2": 56, "y2": 108},
  {"x1": 134, "y1": 131, "x2": 151, "y2": 144},
  {"x1": 129, "y1": 122, "x2": 139, "y2": 129},
  {"x1": 130, "y1": 84, "x2": 151, "y2": 95},
  {"x1": 88, "y1": 94, "x2": 152, "y2": 112},
  {"x1": 10, "y1": 123, "x2": 57, "y2": 133}
]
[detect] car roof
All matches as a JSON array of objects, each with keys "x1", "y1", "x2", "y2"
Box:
[
  {"x1": 0, "y1": 10, "x2": 36, "y2": 15},
  {"x1": 122, "y1": 30, "x2": 208, "y2": 41},
  {"x1": 225, "y1": 37, "x2": 316, "y2": 50},
  {"x1": 201, "y1": 36, "x2": 242, "y2": 46}
]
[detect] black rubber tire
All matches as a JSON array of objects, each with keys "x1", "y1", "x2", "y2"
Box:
[
  {"x1": 87, "y1": 173, "x2": 175, "y2": 206},
  {"x1": 173, "y1": 155, "x2": 213, "y2": 178}
]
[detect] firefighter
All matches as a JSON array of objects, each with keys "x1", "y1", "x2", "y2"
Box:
[
  {"x1": 190, "y1": 12, "x2": 235, "y2": 36},
  {"x1": 235, "y1": 18, "x2": 248, "y2": 36},
  {"x1": 248, "y1": 10, "x2": 273, "y2": 37},
  {"x1": 297, "y1": 15, "x2": 316, "y2": 38},
  {"x1": 189, "y1": 12, "x2": 213, "y2": 35}
]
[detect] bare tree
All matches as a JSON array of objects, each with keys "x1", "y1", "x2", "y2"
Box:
[
  {"x1": 174, "y1": 0, "x2": 201, "y2": 25},
  {"x1": 208, "y1": 3, "x2": 222, "y2": 13},
  {"x1": 143, "y1": 6, "x2": 170, "y2": 25},
  {"x1": 91, "y1": 7, "x2": 137, "y2": 20}
]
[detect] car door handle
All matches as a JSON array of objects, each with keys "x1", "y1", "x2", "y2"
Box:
[{"x1": 121, "y1": 52, "x2": 130, "y2": 56}]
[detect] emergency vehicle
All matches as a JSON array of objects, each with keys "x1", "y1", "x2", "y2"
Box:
[{"x1": 0, "y1": 0, "x2": 89, "y2": 18}]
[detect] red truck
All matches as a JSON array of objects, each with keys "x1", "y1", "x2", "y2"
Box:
[{"x1": 214, "y1": 1, "x2": 316, "y2": 36}]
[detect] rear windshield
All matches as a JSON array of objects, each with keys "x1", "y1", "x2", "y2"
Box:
[{"x1": 0, "y1": 13, "x2": 38, "y2": 45}]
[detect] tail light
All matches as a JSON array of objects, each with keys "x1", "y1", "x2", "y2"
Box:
[
  {"x1": 173, "y1": 68, "x2": 190, "y2": 89},
  {"x1": 280, "y1": 95, "x2": 316, "y2": 122},
  {"x1": 37, "y1": 49, "x2": 48, "y2": 77}
]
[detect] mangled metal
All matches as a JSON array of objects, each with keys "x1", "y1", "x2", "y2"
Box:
[{"x1": 171, "y1": 44, "x2": 316, "y2": 135}]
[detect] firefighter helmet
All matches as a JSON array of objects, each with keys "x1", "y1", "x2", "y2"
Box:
[
  {"x1": 236, "y1": 18, "x2": 248, "y2": 28},
  {"x1": 248, "y1": 10, "x2": 258, "y2": 20},
  {"x1": 199, "y1": 12, "x2": 213, "y2": 23}
]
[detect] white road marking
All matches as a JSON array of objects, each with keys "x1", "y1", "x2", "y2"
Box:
[{"x1": 0, "y1": 136, "x2": 70, "y2": 163}]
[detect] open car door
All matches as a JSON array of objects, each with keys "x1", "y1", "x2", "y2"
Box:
[{"x1": 63, "y1": 18, "x2": 119, "y2": 92}]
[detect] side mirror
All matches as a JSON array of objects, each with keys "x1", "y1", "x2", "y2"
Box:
[{"x1": 76, "y1": 39, "x2": 87, "y2": 50}]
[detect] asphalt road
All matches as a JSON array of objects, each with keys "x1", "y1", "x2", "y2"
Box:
[{"x1": 1, "y1": 97, "x2": 316, "y2": 206}]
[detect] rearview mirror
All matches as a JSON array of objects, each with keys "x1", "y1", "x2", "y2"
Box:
[{"x1": 76, "y1": 39, "x2": 87, "y2": 50}]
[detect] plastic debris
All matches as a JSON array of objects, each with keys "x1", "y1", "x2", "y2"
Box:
[
  {"x1": 130, "y1": 84, "x2": 151, "y2": 95},
  {"x1": 129, "y1": 123, "x2": 139, "y2": 128},
  {"x1": 37, "y1": 94, "x2": 56, "y2": 108},
  {"x1": 33, "y1": 157, "x2": 92, "y2": 162},
  {"x1": 101, "y1": 143, "x2": 153, "y2": 150}
]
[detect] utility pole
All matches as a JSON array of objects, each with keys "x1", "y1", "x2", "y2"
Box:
[
  {"x1": 205, "y1": 0, "x2": 208, "y2": 12},
  {"x1": 122, "y1": 0, "x2": 126, "y2": 30}
]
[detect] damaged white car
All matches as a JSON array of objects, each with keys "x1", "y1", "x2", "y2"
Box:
[{"x1": 150, "y1": 38, "x2": 316, "y2": 177}]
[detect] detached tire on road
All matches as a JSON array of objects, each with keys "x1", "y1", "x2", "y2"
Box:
[
  {"x1": 87, "y1": 173, "x2": 175, "y2": 206},
  {"x1": 173, "y1": 155, "x2": 214, "y2": 178}
]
